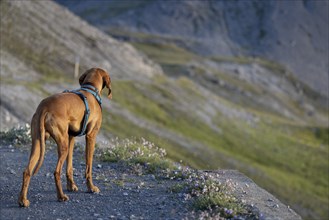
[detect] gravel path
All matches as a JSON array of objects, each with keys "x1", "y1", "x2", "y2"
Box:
[
  {"x1": 0, "y1": 144, "x2": 302, "y2": 220},
  {"x1": 0, "y1": 144, "x2": 192, "y2": 220}
]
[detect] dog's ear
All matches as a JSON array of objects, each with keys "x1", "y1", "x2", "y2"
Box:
[
  {"x1": 79, "y1": 70, "x2": 88, "y2": 85},
  {"x1": 99, "y1": 69, "x2": 112, "y2": 99},
  {"x1": 107, "y1": 86, "x2": 112, "y2": 99}
]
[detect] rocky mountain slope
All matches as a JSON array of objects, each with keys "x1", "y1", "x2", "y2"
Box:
[
  {"x1": 1, "y1": 1, "x2": 328, "y2": 219},
  {"x1": 57, "y1": 0, "x2": 329, "y2": 97}
]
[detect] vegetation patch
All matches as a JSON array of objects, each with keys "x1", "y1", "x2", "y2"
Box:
[
  {"x1": 168, "y1": 169, "x2": 255, "y2": 219},
  {"x1": 98, "y1": 138, "x2": 175, "y2": 174},
  {"x1": 0, "y1": 124, "x2": 31, "y2": 146}
]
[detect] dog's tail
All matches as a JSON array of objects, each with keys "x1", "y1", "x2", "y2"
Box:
[{"x1": 32, "y1": 111, "x2": 47, "y2": 176}]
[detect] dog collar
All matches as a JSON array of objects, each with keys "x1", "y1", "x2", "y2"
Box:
[{"x1": 80, "y1": 84, "x2": 102, "y2": 107}]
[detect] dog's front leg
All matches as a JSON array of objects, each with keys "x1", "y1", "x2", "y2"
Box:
[
  {"x1": 85, "y1": 132, "x2": 100, "y2": 193},
  {"x1": 66, "y1": 135, "x2": 78, "y2": 192}
]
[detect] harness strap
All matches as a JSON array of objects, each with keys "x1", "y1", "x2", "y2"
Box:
[{"x1": 63, "y1": 84, "x2": 101, "y2": 137}]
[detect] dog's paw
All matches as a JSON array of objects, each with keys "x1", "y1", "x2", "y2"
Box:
[
  {"x1": 89, "y1": 185, "x2": 100, "y2": 194},
  {"x1": 58, "y1": 194, "x2": 69, "y2": 202},
  {"x1": 18, "y1": 199, "x2": 30, "y2": 207},
  {"x1": 67, "y1": 183, "x2": 79, "y2": 192}
]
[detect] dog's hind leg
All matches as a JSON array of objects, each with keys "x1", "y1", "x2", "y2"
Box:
[
  {"x1": 18, "y1": 114, "x2": 43, "y2": 207},
  {"x1": 53, "y1": 132, "x2": 70, "y2": 202},
  {"x1": 18, "y1": 138, "x2": 41, "y2": 207},
  {"x1": 66, "y1": 135, "x2": 78, "y2": 192}
]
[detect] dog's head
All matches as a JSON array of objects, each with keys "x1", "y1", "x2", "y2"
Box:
[{"x1": 79, "y1": 68, "x2": 112, "y2": 99}]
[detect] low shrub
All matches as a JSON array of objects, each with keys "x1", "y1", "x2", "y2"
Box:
[
  {"x1": 98, "y1": 138, "x2": 175, "y2": 174},
  {"x1": 0, "y1": 124, "x2": 31, "y2": 146},
  {"x1": 169, "y1": 169, "x2": 254, "y2": 219}
]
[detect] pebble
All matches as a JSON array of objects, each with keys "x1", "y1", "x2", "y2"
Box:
[
  {"x1": 123, "y1": 192, "x2": 128, "y2": 196},
  {"x1": 97, "y1": 164, "x2": 102, "y2": 169}
]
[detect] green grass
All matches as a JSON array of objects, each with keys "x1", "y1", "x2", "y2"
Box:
[
  {"x1": 112, "y1": 80, "x2": 170, "y2": 125},
  {"x1": 102, "y1": 108, "x2": 206, "y2": 169},
  {"x1": 213, "y1": 119, "x2": 329, "y2": 218}
]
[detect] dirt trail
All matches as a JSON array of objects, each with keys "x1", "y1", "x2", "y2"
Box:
[{"x1": 0, "y1": 144, "x2": 191, "y2": 219}]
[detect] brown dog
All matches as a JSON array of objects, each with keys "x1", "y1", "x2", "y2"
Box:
[{"x1": 18, "y1": 68, "x2": 112, "y2": 207}]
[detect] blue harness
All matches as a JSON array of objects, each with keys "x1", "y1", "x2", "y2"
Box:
[{"x1": 63, "y1": 84, "x2": 102, "y2": 137}]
